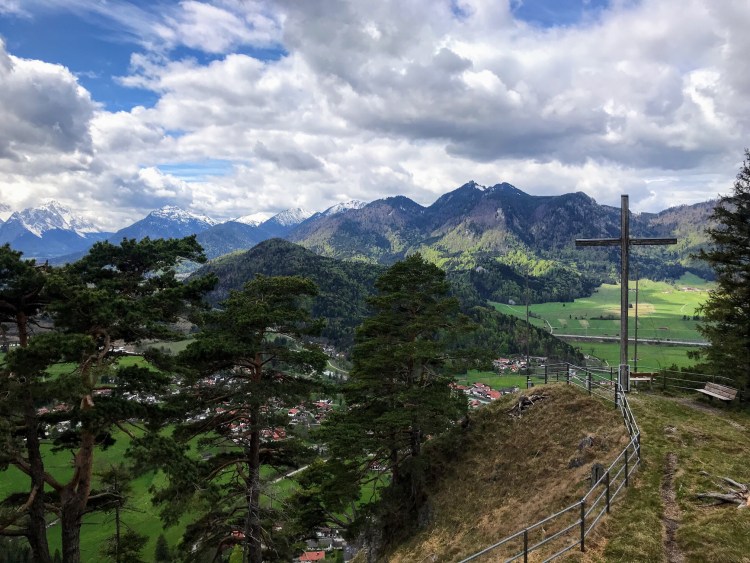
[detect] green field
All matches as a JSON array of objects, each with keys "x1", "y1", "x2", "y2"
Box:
[
  {"x1": 0, "y1": 430, "x2": 189, "y2": 560},
  {"x1": 574, "y1": 341, "x2": 700, "y2": 371},
  {"x1": 455, "y1": 370, "x2": 529, "y2": 389},
  {"x1": 493, "y1": 274, "x2": 712, "y2": 369}
]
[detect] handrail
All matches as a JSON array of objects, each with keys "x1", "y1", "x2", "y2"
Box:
[{"x1": 457, "y1": 364, "x2": 641, "y2": 562}]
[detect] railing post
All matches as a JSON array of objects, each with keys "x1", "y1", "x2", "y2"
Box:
[
  {"x1": 636, "y1": 433, "x2": 641, "y2": 462},
  {"x1": 605, "y1": 470, "x2": 611, "y2": 513},
  {"x1": 566, "y1": 367, "x2": 571, "y2": 386},
  {"x1": 625, "y1": 448, "x2": 629, "y2": 487},
  {"x1": 615, "y1": 381, "x2": 619, "y2": 407},
  {"x1": 544, "y1": 364, "x2": 548, "y2": 385},
  {"x1": 588, "y1": 371, "x2": 592, "y2": 395},
  {"x1": 580, "y1": 500, "x2": 586, "y2": 552},
  {"x1": 526, "y1": 375, "x2": 531, "y2": 389},
  {"x1": 523, "y1": 528, "x2": 528, "y2": 563}
]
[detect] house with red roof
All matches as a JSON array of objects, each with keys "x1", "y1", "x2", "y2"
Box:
[{"x1": 296, "y1": 551, "x2": 326, "y2": 562}]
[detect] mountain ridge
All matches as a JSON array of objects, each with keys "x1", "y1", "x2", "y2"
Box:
[{"x1": 6, "y1": 185, "x2": 716, "y2": 283}]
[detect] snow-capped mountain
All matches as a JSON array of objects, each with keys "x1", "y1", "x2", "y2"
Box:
[
  {"x1": 234, "y1": 212, "x2": 273, "y2": 227},
  {"x1": 267, "y1": 208, "x2": 313, "y2": 227},
  {"x1": 0, "y1": 200, "x2": 108, "y2": 259},
  {"x1": 321, "y1": 200, "x2": 368, "y2": 217},
  {"x1": 110, "y1": 206, "x2": 217, "y2": 242},
  {"x1": 149, "y1": 205, "x2": 217, "y2": 227},
  {"x1": 259, "y1": 208, "x2": 313, "y2": 237},
  {"x1": 5, "y1": 200, "x2": 98, "y2": 237}
]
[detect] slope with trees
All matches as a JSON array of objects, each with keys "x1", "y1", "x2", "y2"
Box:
[{"x1": 194, "y1": 238, "x2": 383, "y2": 349}]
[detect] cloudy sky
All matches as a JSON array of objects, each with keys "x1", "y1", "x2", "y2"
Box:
[{"x1": 0, "y1": 0, "x2": 748, "y2": 230}]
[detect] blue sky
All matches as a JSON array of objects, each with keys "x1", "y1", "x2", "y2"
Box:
[{"x1": 0, "y1": 0, "x2": 748, "y2": 229}]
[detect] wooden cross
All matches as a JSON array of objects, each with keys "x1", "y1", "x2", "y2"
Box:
[{"x1": 575, "y1": 195, "x2": 677, "y2": 392}]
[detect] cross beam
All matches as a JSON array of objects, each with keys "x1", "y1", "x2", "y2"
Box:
[{"x1": 575, "y1": 195, "x2": 676, "y2": 392}]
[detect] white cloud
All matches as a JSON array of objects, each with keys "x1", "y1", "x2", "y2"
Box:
[
  {"x1": 0, "y1": 0, "x2": 25, "y2": 16},
  {"x1": 1, "y1": 0, "x2": 750, "y2": 229}
]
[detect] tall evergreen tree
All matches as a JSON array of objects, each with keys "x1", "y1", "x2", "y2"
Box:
[
  {"x1": 697, "y1": 150, "x2": 750, "y2": 390},
  {"x1": 153, "y1": 534, "x2": 171, "y2": 563},
  {"x1": 0, "y1": 245, "x2": 52, "y2": 562},
  {"x1": 298, "y1": 255, "x2": 472, "y2": 545},
  {"x1": 0, "y1": 237, "x2": 214, "y2": 563},
  {"x1": 133, "y1": 276, "x2": 326, "y2": 563}
]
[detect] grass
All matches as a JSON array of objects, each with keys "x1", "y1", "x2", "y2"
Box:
[
  {"x1": 380, "y1": 384, "x2": 750, "y2": 562},
  {"x1": 493, "y1": 275, "x2": 712, "y2": 370},
  {"x1": 587, "y1": 392, "x2": 750, "y2": 562},
  {"x1": 575, "y1": 341, "x2": 700, "y2": 371},
  {"x1": 454, "y1": 370, "x2": 529, "y2": 390},
  {"x1": 384, "y1": 384, "x2": 630, "y2": 562}
]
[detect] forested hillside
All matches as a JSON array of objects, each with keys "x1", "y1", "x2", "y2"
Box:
[
  {"x1": 193, "y1": 238, "x2": 384, "y2": 349},
  {"x1": 193, "y1": 239, "x2": 583, "y2": 362}
]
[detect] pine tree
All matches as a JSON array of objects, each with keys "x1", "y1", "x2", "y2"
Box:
[
  {"x1": 697, "y1": 149, "x2": 750, "y2": 390},
  {"x1": 298, "y1": 255, "x2": 472, "y2": 544},
  {"x1": 0, "y1": 245, "x2": 52, "y2": 562},
  {"x1": 0, "y1": 237, "x2": 214, "y2": 563},
  {"x1": 154, "y1": 535, "x2": 171, "y2": 562},
  {"x1": 132, "y1": 276, "x2": 327, "y2": 563}
]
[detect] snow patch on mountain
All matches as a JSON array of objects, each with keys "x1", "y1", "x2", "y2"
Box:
[
  {"x1": 150, "y1": 205, "x2": 217, "y2": 226},
  {"x1": 322, "y1": 200, "x2": 367, "y2": 216},
  {"x1": 267, "y1": 208, "x2": 313, "y2": 227},
  {"x1": 235, "y1": 212, "x2": 273, "y2": 226}
]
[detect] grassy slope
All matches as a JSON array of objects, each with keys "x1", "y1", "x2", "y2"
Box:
[
  {"x1": 382, "y1": 386, "x2": 750, "y2": 563},
  {"x1": 589, "y1": 393, "x2": 750, "y2": 562},
  {"x1": 385, "y1": 385, "x2": 630, "y2": 562}
]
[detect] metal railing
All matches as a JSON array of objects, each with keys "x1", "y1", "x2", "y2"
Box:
[
  {"x1": 629, "y1": 367, "x2": 737, "y2": 395},
  {"x1": 458, "y1": 366, "x2": 640, "y2": 562}
]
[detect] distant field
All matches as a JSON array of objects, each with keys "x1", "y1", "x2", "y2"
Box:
[
  {"x1": 493, "y1": 274, "x2": 712, "y2": 370},
  {"x1": 574, "y1": 341, "x2": 700, "y2": 371},
  {"x1": 455, "y1": 370, "x2": 528, "y2": 390}
]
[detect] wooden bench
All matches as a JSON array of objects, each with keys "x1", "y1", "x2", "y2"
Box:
[{"x1": 696, "y1": 382, "x2": 738, "y2": 402}]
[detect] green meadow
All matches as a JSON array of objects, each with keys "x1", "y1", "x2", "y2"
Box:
[
  {"x1": 493, "y1": 273, "x2": 712, "y2": 370},
  {"x1": 0, "y1": 429, "x2": 189, "y2": 560},
  {"x1": 454, "y1": 370, "x2": 529, "y2": 389}
]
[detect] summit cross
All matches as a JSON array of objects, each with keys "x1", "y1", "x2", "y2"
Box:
[{"x1": 575, "y1": 194, "x2": 677, "y2": 392}]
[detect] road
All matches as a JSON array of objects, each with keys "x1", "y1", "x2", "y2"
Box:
[{"x1": 554, "y1": 334, "x2": 709, "y2": 347}]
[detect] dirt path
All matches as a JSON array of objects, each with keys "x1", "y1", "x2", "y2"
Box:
[{"x1": 661, "y1": 452, "x2": 684, "y2": 563}]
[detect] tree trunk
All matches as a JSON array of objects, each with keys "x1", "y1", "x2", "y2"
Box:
[
  {"x1": 23, "y1": 396, "x2": 52, "y2": 563},
  {"x1": 410, "y1": 425, "x2": 421, "y2": 458},
  {"x1": 60, "y1": 430, "x2": 96, "y2": 563},
  {"x1": 243, "y1": 408, "x2": 263, "y2": 563},
  {"x1": 17, "y1": 311, "x2": 28, "y2": 347}
]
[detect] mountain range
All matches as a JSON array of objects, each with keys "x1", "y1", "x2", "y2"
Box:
[{"x1": 0, "y1": 184, "x2": 715, "y2": 289}]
